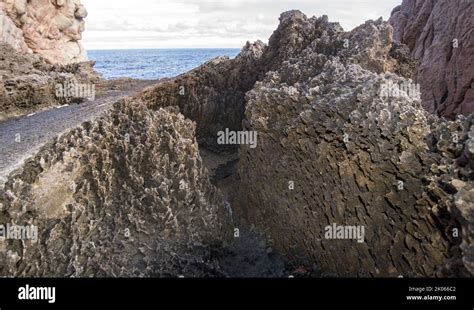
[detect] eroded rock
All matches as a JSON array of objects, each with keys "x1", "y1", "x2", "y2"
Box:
[
  {"x1": 0, "y1": 101, "x2": 232, "y2": 277},
  {"x1": 0, "y1": 0, "x2": 88, "y2": 65},
  {"x1": 138, "y1": 41, "x2": 266, "y2": 152},
  {"x1": 0, "y1": 43, "x2": 99, "y2": 121},
  {"x1": 389, "y1": 0, "x2": 474, "y2": 118},
  {"x1": 1, "y1": 8, "x2": 472, "y2": 278},
  {"x1": 235, "y1": 11, "x2": 473, "y2": 277}
]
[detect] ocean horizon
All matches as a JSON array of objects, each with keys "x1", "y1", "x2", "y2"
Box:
[{"x1": 88, "y1": 48, "x2": 241, "y2": 80}]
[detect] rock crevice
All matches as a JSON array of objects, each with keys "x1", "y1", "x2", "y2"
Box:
[{"x1": 1, "y1": 8, "x2": 473, "y2": 278}]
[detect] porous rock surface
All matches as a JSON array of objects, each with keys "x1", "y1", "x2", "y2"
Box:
[
  {"x1": 0, "y1": 43, "x2": 98, "y2": 121},
  {"x1": 1, "y1": 9, "x2": 472, "y2": 278},
  {"x1": 389, "y1": 0, "x2": 474, "y2": 118},
  {"x1": 0, "y1": 0, "x2": 88, "y2": 65},
  {"x1": 138, "y1": 40, "x2": 266, "y2": 152},
  {"x1": 96, "y1": 10, "x2": 474, "y2": 277},
  {"x1": 138, "y1": 11, "x2": 413, "y2": 151},
  {"x1": 234, "y1": 12, "x2": 473, "y2": 277},
  {"x1": 137, "y1": 11, "x2": 472, "y2": 277},
  {"x1": 0, "y1": 101, "x2": 232, "y2": 277}
]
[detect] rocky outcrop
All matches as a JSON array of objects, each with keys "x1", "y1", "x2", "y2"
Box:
[
  {"x1": 0, "y1": 43, "x2": 99, "y2": 121},
  {"x1": 138, "y1": 12, "x2": 415, "y2": 152},
  {"x1": 0, "y1": 1, "x2": 100, "y2": 121},
  {"x1": 1, "y1": 9, "x2": 472, "y2": 278},
  {"x1": 138, "y1": 41, "x2": 266, "y2": 152},
  {"x1": 136, "y1": 11, "x2": 474, "y2": 277},
  {"x1": 232, "y1": 12, "x2": 473, "y2": 277},
  {"x1": 0, "y1": 9, "x2": 29, "y2": 53},
  {"x1": 389, "y1": 0, "x2": 474, "y2": 118},
  {"x1": 0, "y1": 100, "x2": 232, "y2": 277},
  {"x1": 0, "y1": 0, "x2": 88, "y2": 65}
]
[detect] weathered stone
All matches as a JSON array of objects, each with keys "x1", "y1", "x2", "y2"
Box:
[
  {"x1": 1, "y1": 7, "x2": 472, "y2": 279},
  {"x1": 390, "y1": 0, "x2": 474, "y2": 118},
  {"x1": 0, "y1": 102, "x2": 232, "y2": 277},
  {"x1": 232, "y1": 11, "x2": 473, "y2": 277},
  {"x1": 0, "y1": 43, "x2": 99, "y2": 121},
  {"x1": 0, "y1": 0, "x2": 88, "y2": 65}
]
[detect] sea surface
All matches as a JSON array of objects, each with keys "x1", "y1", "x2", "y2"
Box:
[{"x1": 88, "y1": 49, "x2": 241, "y2": 80}]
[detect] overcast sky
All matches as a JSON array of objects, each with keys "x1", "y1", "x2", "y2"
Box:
[{"x1": 81, "y1": 0, "x2": 402, "y2": 50}]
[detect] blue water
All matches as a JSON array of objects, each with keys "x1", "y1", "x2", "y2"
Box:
[{"x1": 88, "y1": 49, "x2": 241, "y2": 80}]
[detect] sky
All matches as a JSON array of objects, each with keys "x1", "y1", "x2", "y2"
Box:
[{"x1": 81, "y1": 0, "x2": 402, "y2": 50}]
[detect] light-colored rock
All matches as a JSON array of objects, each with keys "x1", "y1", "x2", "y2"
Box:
[
  {"x1": 0, "y1": 0, "x2": 88, "y2": 65},
  {"x1": 0, "y1": 10, "x2": 30, "y2": 53}
]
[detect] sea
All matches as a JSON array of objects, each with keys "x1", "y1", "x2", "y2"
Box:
[{"x1": 88, "y1": 49, "x2": 241, "y2": 80}]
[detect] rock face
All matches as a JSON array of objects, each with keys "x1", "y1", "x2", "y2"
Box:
[
  {"x1": 139, "y1": 41, "x2": 266, "y2": 152},
  {"x1": 0, "y1": 43, "x2": 98, "y2": 121},
  {"x1": 138, "y1": 11, "x2": 473, "y2": 277},
  {"x1": 453, "y1": 124, "x2": 474, "y2": 275},
  {"x1": 1, "y1": 9, "x2": 472, "y2": 278},
  {"x1": 0, "y1": 9, "x2": 29, "y2": 53},
  {"x1": 0, "y1": 0, "x2": 98, "y2": 120},
  {"x1": 233, "y1": 12, "x2": 473, "y2": 277},
  {"x1": 0, "y1": 0, "x2": 88, "y2": 65},
  {"x1": 389, "y1": 0, "x2": 474, "y2": 118},
  {"x1": 0, "y1": 100, "x2": 232, "y2": 277}
]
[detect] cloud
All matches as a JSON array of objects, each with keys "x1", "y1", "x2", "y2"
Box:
[{"x1": 81, "y1": 0, "x2": 401, "y2": 49}]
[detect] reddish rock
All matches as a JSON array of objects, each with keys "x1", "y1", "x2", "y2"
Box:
[
  {"x1": 0, "y1": 0, "x2": 88, "y2": 65},
  {"x1": 389, "y1": 0, "x2": 474, "y2": 118}
]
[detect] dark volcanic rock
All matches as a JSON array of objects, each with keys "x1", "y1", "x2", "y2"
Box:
[
  {"x1": 138, "y1": 41, "x2": 266, "y2": 152},
  {"x1": 1, "y1": 9, "x2": 472, "y2": 278},
  {"x1": 235, "y1": 11, "x2": 473, "y2": 277},
  {"x1": 389, "y1": 0, "x2": 474, "y2": 118},
  {"x1": 0, "y1": 100, "x2": 232, "y2": 277},
  {"x1": 0, "y1": 43, "x2": 99, "y2": 121}
]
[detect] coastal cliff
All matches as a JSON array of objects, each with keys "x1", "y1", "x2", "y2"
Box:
[
  {"x1": 0, "y1": 7, "x2": 473, "y2": 277},
  {"x1": 133, "y1": 10, "x2": 474, "y2": 277},
  {"x1": 236, "y1": 12, "x2": 473, "y2": 277}
]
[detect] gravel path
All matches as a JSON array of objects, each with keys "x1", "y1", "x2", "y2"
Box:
[{"x1": 0, "y1": 80, "x2": 158, "y2": 185}]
